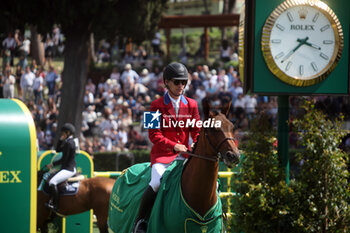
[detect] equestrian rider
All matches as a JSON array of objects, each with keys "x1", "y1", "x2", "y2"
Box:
[
  {"x1": 46, "y1": 123, "x2": 77, "y2": 211},
  {"x1": 132, "y1": 62, "x2": 201, "y2": 233}
]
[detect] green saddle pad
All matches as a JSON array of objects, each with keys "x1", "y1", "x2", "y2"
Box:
[{"x1": 109, "y1": 160, "x2": 223, "y2": 233}]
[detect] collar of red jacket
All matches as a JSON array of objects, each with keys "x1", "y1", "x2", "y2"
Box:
[{"x1": 164, "y1": 92, "x2": 188, "y2": 106}]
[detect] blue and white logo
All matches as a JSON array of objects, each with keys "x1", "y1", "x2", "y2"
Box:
[{"x1": 143, "y1": 110, "x2": 161, "y2": 129}]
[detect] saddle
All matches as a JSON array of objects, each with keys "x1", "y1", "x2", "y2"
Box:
[{"x1": 39, "y1": 171, "x2": 85, "y2": 196}]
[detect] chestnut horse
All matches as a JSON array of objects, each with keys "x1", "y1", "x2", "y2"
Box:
[
  {"x1": 108, "y1": 98, "x2": 240, "y2": 232},
  {"x1": 181, "y1": 98, "x2": 240, "y2": 217},
  {"x1": 37, "y1": 171, "x2": 116, "y2": 233}
]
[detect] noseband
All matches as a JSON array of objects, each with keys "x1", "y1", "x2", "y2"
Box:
[{"x1": 182, "y1": 129, "x2": 236, "y2": 162}]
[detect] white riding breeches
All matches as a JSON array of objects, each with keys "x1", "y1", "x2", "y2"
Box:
[
  {"x1": 149, "y1": 154, "x2": 186, "y2": 192},
  {"x1": 49, "y1": 168, "x2": 77, "y2": 186},
  {"x1": 149, "y1": 163, "x2": 170, "y2": 192}
]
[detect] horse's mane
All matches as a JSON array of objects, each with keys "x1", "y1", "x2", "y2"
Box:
[
  {"x1": 191, "y1": 111, "x2": 222, "y2": 154},
  {"x1": 191, "y1": 135, "x2": 199, "y2": 153}
]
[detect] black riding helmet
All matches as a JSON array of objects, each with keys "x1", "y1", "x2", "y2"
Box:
[
  {"x1": 163, "y1": 62, "x2": 188, "y2": 84},
  {"x1": 61, "y1": 123, "x2": 75, "y2": 136}
]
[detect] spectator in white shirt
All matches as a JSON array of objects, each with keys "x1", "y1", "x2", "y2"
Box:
[
  {"x1": 121, "y1": 64, "x2": 139, "y2": 96},
  {"x1": 2, "y1": 32, "x2": 17, "y2": 66},
  {"x1": 3, "y1": 69, "x2": 16, "y2": 98},
  {"x1": 33, "y1": 70, "x2": 44, "y2": 104},
  {"x1": 99, "y1": 108, "x2": 118, "y2": 133},
  {"x1": 217, "y1": 69, "x2": 229, "y2": 91},
  {"x1": 20, "y1": 66, "x2": 35, "y2": 102},
  {"x1": 139, "y1": 68, "x2": 151, "y2": 86},
  {"x1": 86, "y1": 79, "x2": 96, "y2": 95},
  {"x1": 195, "y1": 85, "x2": 207, "y2": 102},
  {"x1": 110, "y1": 67, "x2": 120, "y2": 82},
  {"x1": 117, "y1": 126, "x2": 128, "y2": 149},
  {"x1": 100, "y1": 130, "x2": 113, "y2": 151},
  {"x1": 229, "y1": 81, "x2": 243, "y2": 102},
  {"x1": 244, "y1": 94, "x2": 258, "y2": 120},
  {"x1": 234, "y1": 93, "x2": 245, "y2": 111},
  {"x1": 83, "y1": 105, "x2": 97, "y2": 127},
  {"x1": 84, "y1": 89, "x2": 95, "y2": 107},
  {"x1": 19, "y1": 36, "x2": 31, "y2": 57}
]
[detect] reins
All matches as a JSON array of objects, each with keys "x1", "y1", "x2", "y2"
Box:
[
  {"x1": 181, "y1": 150, "x2": 218, "y2": 162},
  {"x1": 181, "y1": 129, "x2": 236, "y2": 162}
]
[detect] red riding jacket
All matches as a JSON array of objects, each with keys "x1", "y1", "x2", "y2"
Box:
[{"x1": 149, "y1": 93, "x2": 201, "y2": 165}]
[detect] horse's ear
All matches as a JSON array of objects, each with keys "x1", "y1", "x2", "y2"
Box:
[
  {"x1": 221, "y1": 100, "x2": 232, "y2": 117},
  {"x1": 202, "y1": 97, "x2": 211, "y2": 119}
]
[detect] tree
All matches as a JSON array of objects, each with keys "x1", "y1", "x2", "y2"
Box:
[
  {"x1": 4, "y1": 0, "x2": 168, "y2": 139},
  {"x1": 231, "y1": 114, "x2": 292, "y2": 233},
  {"x1": 230, "y1": 101, "x2": 350, "y2": 233},
  {"x1": 221, "y1": 0, "x2": 236, "y2": 40},
  {"x1": 29, "y1": 26, "x2": 45, "y2": 66},
  {"x1": 291, "y1": 101, "x2": 350, "y2": 232}
]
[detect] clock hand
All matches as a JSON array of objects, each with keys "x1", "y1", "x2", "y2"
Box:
[
  {"x1": 298, "y1": 40, "x2": 321, "y2": 50},
  {"x1": 281, "y1": 37, "x2": 309, "y2": 63}
]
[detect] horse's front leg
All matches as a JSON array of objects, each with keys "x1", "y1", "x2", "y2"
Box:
[
  {"x1": 38, "y1": 221, "x2": 49, "y2": 233},
  {"x1": 98, "y1": 224, "x2": 109, "y2": 233},
  {"x1": 95, "y1": 213, "x2": 109, "y2": 233}
]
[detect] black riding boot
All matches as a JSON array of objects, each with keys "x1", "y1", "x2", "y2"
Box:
[
  {"x1": 132, "y1": 185, "x2": 157, "y2": 233},
  {"x1": 47, "y1": 184, "x2": 59, "y2": 211}
]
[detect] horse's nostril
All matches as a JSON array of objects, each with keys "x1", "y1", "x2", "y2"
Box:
[{"x1": 226, "y1": 151, "x2": 240, "y2": 164}]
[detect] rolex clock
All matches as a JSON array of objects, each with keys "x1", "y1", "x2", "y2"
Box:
[{"x1": 261, "y1": 0, "x2": 344, "y2": 87}]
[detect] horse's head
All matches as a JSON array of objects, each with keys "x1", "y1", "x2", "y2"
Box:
[{"x1": 201, "y1": 97, "x2": 240, "y2": 168}]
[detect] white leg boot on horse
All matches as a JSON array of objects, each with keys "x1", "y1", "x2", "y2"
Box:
[{"x1": 132, "y1": 185, "x2": 157, "y2": 233}]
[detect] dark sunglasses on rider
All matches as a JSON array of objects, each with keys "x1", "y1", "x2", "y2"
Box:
[{"x1": 172, "y1": 80, "x2": 187, "y2": 85}]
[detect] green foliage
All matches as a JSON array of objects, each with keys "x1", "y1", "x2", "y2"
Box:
[
  {"x1": 230, "y1": 101, "x2": 350, "y2": 233},
  {"x1": 231, "y1": 114, "x2": 292, "y2": 233},
  {"x1": 112, "y1": 0, "x2": 168, "y2": 43},
  {"x1": 2, "y1": 0, "x2": 168, "y2": 44},
  {"x1": 290, "y1": 101, "x2": 350, "y2": 232},
  {"x1": 168, "y1": 28, "x2": 235, "y2": 61}
]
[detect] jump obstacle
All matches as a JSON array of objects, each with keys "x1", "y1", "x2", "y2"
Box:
[
  {"x1": 38, "y1": 150, "x2": 94, "y2": 233},
  {"x1": 0, "y1": 99, "x2": 37, "y2": 233}
]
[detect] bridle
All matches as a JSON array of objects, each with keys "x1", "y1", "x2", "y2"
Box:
[{"x1": 181, "y1": 128, "x2": 236, "y2": 162}]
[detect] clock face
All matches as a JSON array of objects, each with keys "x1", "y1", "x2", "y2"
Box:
[{"x1": 261, "y1": 0, "x2": 343, "y2": 86}]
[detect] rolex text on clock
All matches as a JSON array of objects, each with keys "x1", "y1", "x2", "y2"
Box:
[{"x1": 261, "y1": 0, "x2": 343, "y2": 87}]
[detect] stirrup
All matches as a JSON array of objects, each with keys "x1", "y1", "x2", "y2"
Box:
[
  {"x1": 132, "y1": 219, "x2": 148, "y2": 233},
  {"x1": 45, "y1": 200, "x2": 57, "y2": 211}
]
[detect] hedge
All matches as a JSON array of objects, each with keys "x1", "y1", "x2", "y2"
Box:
[{"x1": 92, "y1": 150, "x2": 150, "y2": 171}]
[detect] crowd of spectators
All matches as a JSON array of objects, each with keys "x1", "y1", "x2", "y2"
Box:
[
  {"x1": 3, "y1": 29, "x2": 350, "y2": 157},
  {"x1": 0, "y1": 54, "x2": 273, "y2": 155}
]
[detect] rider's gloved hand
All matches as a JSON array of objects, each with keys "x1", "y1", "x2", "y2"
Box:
[{"x1": 174, "y1": 144, "x2": 187, "y2": 152}]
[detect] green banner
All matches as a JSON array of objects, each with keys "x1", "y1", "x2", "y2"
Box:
[{"x1": 0, "y1": 99, "x2": 37, "y2": 233}]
